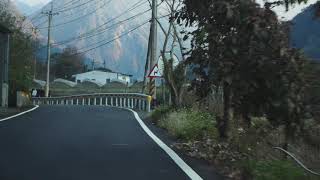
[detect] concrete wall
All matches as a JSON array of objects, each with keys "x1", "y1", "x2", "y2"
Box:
[
  {"x1": 0, "y1": 33, "x2": 9, "y2": 107},
  {"x1": 1, "y1": 83, "x2": 8, "y2": 107}
]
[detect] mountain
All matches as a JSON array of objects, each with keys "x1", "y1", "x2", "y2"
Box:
[
  {"x1": 30, "y1": 0, "x2": 168, "y2": 79},
  {"x1": 290, "y1": 2, "x2": 320, "y2": 61},
  {"x1": 13, "y1": 0, "x2": 45, "y2": 15}
]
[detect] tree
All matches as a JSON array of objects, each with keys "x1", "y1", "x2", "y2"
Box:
[
  {"x1": 158, "y1": 0, "x2": 188, "y2": 107},
  {"x1": 51, "y1": 47, "x2": 85, "y2": 80},
  {"x1": 177, "y1": 0, "x2": 307, "y2": 140},
  {"x1": 0, "y1": 3, "x2": 34, "y2": 106}
]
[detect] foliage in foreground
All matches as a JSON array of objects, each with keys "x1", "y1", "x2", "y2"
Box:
[
  {"x1": 0, "y1": 3, "x2": 34, "y2": 106},
  {"x1": 150, "y1": 105, "x2": 172, "y2": 123},
  {"x1": 243, "y1": 160, "x2": 306, "y2": 180},
  {"x1": 157, "y1": 108, "x2": 218, "y2": 140}
]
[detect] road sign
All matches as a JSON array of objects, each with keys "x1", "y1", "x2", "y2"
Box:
[{"x1": 148, "y1": 64, "x2": 162, "y2": 78}]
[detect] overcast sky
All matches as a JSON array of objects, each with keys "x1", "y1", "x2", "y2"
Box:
[
  {"x1": 15, "y1": 0, "x2": 51, "y2": 6},
  {"x1": 16, "y1": 0, "x2": 319, "y2": 20},
  {"x1": 256, "y1": 0, "x2": 318, "y2": 20}
]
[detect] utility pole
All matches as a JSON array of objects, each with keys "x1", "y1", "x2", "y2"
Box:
[
  {"x1": 142, "y1": 27, "x2": 152, "y2": 94},
  {"x1": 32, "y1": 27, "x2": 38, "y2": 80},
  {"x1": 91, "y1": 59, "x2": 95, "y2": 70},
  {"x1": 149, "y1": 0, "x2": 158, "y2": 99},
  {"x1": 42, "y1": 2, "x2": 58, "y2": 97},
  {"x1": 103, "y1": 60, "x2": 106, "y2": 69}
]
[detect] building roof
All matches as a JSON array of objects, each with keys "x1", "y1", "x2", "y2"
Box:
[
  {"x1": 72, "y1": 70, "x2": 132, "y2": 77},
  {"x1": 0, "y1": 24, "x2": 12, "y2": 33}
]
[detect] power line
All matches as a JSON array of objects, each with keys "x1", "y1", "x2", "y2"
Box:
[
  {"x1": 26, "y1": 8, "x2": 151, "y2": 56},
  {"x1": 76, "y1": 19, "x2": 150, "y2": 52},
  {"x1": 68, "y1": 20, "x2": 149, "y2": 56},
  {"x1": 52, "y1": 8, "x2": 151, "y2": 46},
  {"x1": 35, "y1": 0, "x2": 113, "y2": 30},
  {"x1": 82, "y1": 0, "x2": 148, "y2": 36},
  {"x1": 55, "y1": 0, "x2": 98, "y2": 13}
]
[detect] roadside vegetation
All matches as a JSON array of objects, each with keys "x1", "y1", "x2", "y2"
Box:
[
  {"x1": 151, "y1": 0, "x2": 320, "y2": 179},
  {"x1": 0, "y1": 4, "x2": 34, "y2": 106}
]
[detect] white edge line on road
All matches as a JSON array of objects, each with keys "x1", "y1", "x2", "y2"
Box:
[
  {"x1": 0, "y1": 105, "x2": 40, "y2": 122},
  {"x1": 127, "y1": 109, "x2": 203, "y2": 180}
]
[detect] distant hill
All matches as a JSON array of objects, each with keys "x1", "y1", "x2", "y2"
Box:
[
  {"x1": 27, "y1": 0, "x2": 169, "y2": 79},
  {"x1": 291, "y1": 2, "x2": 320, "y2": 61},
  {"x1": 13, "y1": 0, "x2": 45, "y2": 16}
]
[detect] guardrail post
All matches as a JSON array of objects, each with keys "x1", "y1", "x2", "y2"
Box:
[
  {"x1": 120, "y1": 97, "x2": 123, "y2": 107},
  {"x1": 147, "y1": 96, "x2": 151, "y2": 112},
  {"x1": 105, "y1": 97, "x2": 108, "y2": 106},
  {"x1": 111, "y1": 97, "x2": 113, "y2": 106},
  {"x1": 124, "y1": 98, "x2": 127, "y2": 107},
  {"x1": 88, "y1": 98, "x2": 91, "y2": 105},
  {"x1": 82, "y1": 98, "x2": 85, "y2": 105},
  {"x1": 115, "y1": 97, "x2": 118, "y2": 107},
  {"x1": 134, "y1": 99, "x2": 137, "y2": 109},
  {"x1": 131, "y1": 98, "x2": 134, "y2": 109},
  {"x1": 142, "y1": 100, "x2": 145, "y2": 111},
  {"x1": 76, "y1": 99, "x2": 79, "y2": 105},
  {"x1": 61, "y1": 99, "x2": 64, "y2": 105},
  {"x1": 138, "y1": 99, "x2": 141, "y2": 110},
  {"x1": 93, "y1": 97, "x2": 96, "y2": 106},
  {"x1": 100, "y1": 97, "x2": 103, "y2": 106}
]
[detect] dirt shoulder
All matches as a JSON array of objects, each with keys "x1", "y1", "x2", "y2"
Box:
[
  {"x1": 0, "y1": 106, "x2": 35, "y2": 119},
  {"x1": 138, "y1": 111, "x2": 224, "y2": 180}
]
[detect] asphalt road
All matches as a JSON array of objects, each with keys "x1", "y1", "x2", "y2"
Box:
[{"x1": 0, "y1": 106, "x2": 192, "y2": 180}]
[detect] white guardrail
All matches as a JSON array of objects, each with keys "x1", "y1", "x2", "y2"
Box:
[{"x1": 32, "y1": 93, "x2": 152, "y2": 112}]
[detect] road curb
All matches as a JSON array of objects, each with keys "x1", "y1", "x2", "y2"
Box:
[
  {"x1": 0, "y1": 105, "x2": 39, "y2": 122},
  {"x1": 127, "y1": 108, "x2": 203, "y2": 180}
]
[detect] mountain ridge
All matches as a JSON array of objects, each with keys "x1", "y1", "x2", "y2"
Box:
[
  {"x1": 290, "y1": 2, "x2": 320, "y2": 61},
  {"x1": 30, "y1": 0, "x2": 159, "y2": 79}
]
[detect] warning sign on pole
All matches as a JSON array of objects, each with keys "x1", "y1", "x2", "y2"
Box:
[{"x1": 148, "y1": 64, "x2": 163, "y2": 78}]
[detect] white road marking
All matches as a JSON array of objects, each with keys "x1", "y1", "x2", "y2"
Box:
[
  {"x1": 128, "y1": 109, "x2": 203, "y2": 180},
  {"x1": 0, "y1": 105, "x2": 39, "y2": 122}
]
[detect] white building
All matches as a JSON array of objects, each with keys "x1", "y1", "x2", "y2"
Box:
[{"x1": 72, "y1": 70, "x2": 132, "y2": 86}]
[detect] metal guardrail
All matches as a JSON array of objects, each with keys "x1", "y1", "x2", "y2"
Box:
[
  {"x1": 273, "y1": 147, "x2": 320, "y2": 176},
  {"x1": 32, "y1": 93, "x2": 152, "y2": 112}
]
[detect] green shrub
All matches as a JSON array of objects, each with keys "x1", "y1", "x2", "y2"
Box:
[
  {"x1": 150, "y1": 105, "x2": 172, "y2": 122},
  {"x1": 243, "y1": 160, "x2": 306, "y2": 180},
  {"x1": 159, "y1": 109, "x2": 218, "y2": 140}
]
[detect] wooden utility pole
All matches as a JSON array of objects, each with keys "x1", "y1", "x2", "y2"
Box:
[
  {"x1": 142, "y1": 27, "x2": 152, "y2": 94},
  {"x1": 32, "y1": 28, "x2": 38, "y2": 80},
  {"x1": 43, "y1": 2, "x2": 58, "y2": 97},
  {"x1": 149, "y1": 0, "x2": 158, "y2": 99},
  {"x1": 92, "y1": 59, "x2": 95, "y2": 70}
]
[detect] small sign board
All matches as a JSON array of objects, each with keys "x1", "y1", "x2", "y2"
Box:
[{"x1": 148, "y1": 64, "x2": 163, "y2": 78}]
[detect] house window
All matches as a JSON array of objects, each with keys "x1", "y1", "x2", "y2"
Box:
[
  {"x1": 106, "y1": 79, "x2": 111, "y2": 83},
  {"x1": 77, "y1": 80, "x2": 81, "y2": 83}
]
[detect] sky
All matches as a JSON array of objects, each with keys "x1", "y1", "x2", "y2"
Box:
[
  {"x1": 256, "y1": 0, "x2": 319, "y2": 20},
  {"x1": 15, "y1": 0, "x2": 319, "y2": 20},
  {"x1": 15, "y1": 0, "x2": 51, "y2": 6}
]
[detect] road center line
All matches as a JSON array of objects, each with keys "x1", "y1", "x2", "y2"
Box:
[
  {"x1": 127, "y1": 109, "x2": 203, "y2": 180},
  {"x1": 0, "y1": 105, "x2": 39, "y2": 122}
]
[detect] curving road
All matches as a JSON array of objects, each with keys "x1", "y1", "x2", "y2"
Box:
[{"x1": 0, "y1": 106, "x2": 196, "y2": 180}]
